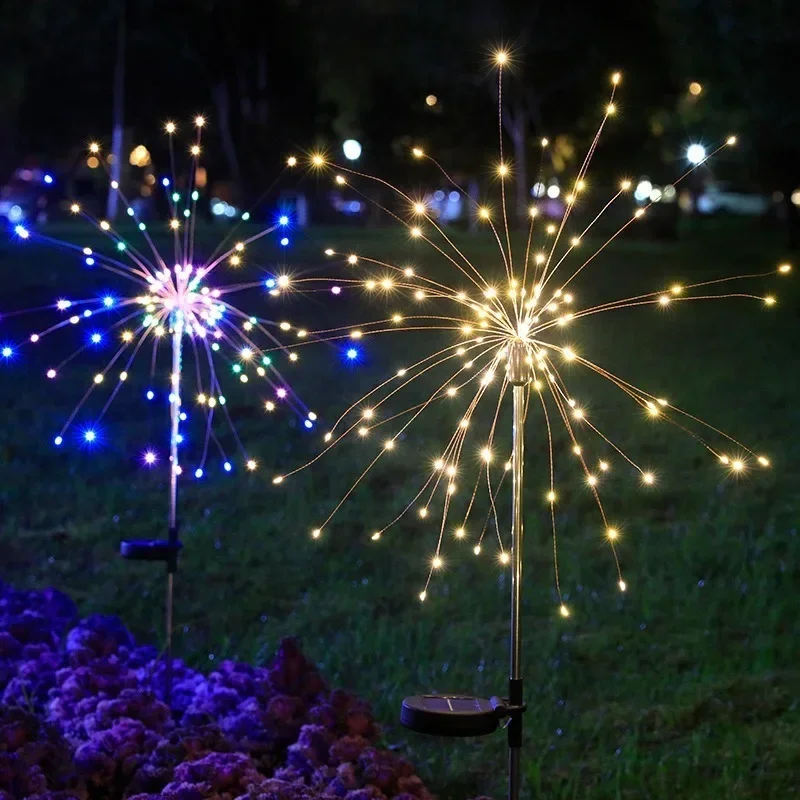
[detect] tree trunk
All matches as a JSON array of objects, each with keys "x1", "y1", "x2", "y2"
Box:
[
  {"x1": 510, "y1": 124, "x2": 528, "y2": 226},
  {"x1": 502, "y1": 104, "x2": 529, "y2": 226},
  {"x1": 256, "y1": 46, "x2": 268, "y2": 126},
  {"x1": 211, "y1": 81, "x2": 241, "y2": 194}
]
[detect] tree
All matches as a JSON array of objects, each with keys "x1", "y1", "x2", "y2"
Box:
[
  {"x1": 656, "y1": 0, "x2": 800, "y2": 245},
  {"x1": 301, "y1": 0, "x2": 665, "y2": 223}
]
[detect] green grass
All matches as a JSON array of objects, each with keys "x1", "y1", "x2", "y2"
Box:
[{"x1": 1, "y1": 219, "x2": 798, "y2": 798}]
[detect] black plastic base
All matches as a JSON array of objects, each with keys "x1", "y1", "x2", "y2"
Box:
[
  {"x1": 120, "y1": 538, "x2": 182, "y2": 562},
  {"x1": 401, "y1": 695, "x2": 500, "y2": 737}
]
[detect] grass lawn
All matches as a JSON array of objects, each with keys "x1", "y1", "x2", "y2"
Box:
[{"x1": 0, "y1": 217, "x2": 798, "y2": 798}]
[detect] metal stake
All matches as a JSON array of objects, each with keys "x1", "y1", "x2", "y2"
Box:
[
  {"x1": 165, "y1": 315, "x2": 184, "y2": 705},
  {"x1": 507, "y1": 340, "x2": 529, "y2": 800}
]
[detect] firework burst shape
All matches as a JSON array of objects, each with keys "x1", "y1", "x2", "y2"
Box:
[
  {"x1": 269, "y1": 55, "x2": 790, "y2": 611},
  {"x1": 3, "y1": 116, "x2": 318, "y2": 490}
]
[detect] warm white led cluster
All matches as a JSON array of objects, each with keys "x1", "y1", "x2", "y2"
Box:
[{"x1": 266, "y1": 57, "x2": 787, "y2": 613}]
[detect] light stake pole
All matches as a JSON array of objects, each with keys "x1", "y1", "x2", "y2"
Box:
[
  {"x1": 164, "y1": 315, "x2": 184, "y2": 704},
  {"x1": 401, "y1": 339, "x2": 530, "y2": 800},
  {"x1": 120, "y1": 313, "x2": 184, "y2": 706},
  {"x1": 507, "y1": 339, "x2": 529, "y2": 800}
]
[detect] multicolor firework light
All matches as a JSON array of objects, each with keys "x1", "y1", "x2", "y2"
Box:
[{"x1": 5, "y1": 117, "x2": 317, "y2": 483}]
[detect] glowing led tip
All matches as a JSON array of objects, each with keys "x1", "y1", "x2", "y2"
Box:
[
  {"x1": 246, "y1": 459, "x2": 257, "y2": 471},
  {"x1": 618, "y1": 580, "x2": 627, "y2": 592},
  {"x1": 764, "y1": 295, "x2": 776, "y2": 306},
  {"x1": 194, "y1": 115, "x2": 206, "y2": 127},
  {"x1": 560, "y1": 605, "x2": 570, "y2": 618},
  {"x1": 642, "y1": 472, "x2": 655, "y2": 485},
  {"x1": 757, "y1": 456, "x2": 770, "y2": 467},
  {"x1": 1, "y1": 347, "x2": 13, "y2": 358},
  {"x1": 547, "y1": 490, "x2": 557, "y2": 504},
  {"x1": 497, "y1": 163, "x2": 509, "y2": 177},
  {"x1": 726, "y1": 135, "x2": 737, "y2": 146},
  {"x1": 419, "y1": 591, "x2": 427, "y2": 602},
  {"x1": 494, "y1": 50, "x2": 509, "y2": 66},
  {"x1": 499, "y1": 552, "x2": 510, "y2": 565},
  {"x1": 84, "y1": 430, "x2": 96, "y2": 442},
  {"x1": 164, "y1": 121, "x2": 176, "y2": 134},
  {"x1": 287, "y1": 156, "x2": 297, "y2": 167},
  {"x1": 606, "y1": 527, "x2": 619, "y2": 541},
  {"x1": 611, "y1": 71, "x2": 622, "y2": 85},
  {"x1": 432, "y1": 556, "x2": 443, "y2": 569},
  {"x1": 89, "y1": 142, "x2": 100, "y2": 153},
  {"x1": 478, "y1": 207, "x2": 491, "y2": 220},
  {"x1": 778, "y1": 263, "x2": 791, "y2": 274},
  {"x1": 311, "y1": 153, "x2": 326, "y2": 167},
  {"x1": 14, "y1": 226, "x2": 29, "y2": 239},
  {"x1": 606, "y1": 103, "x2": 617, "y2": 115},
  {"x1": 54, "y1": 436, "x2": 63, "y2": 446},
  {"x1": 455, "y1": 528, "x2": 465, "y2": 538}
]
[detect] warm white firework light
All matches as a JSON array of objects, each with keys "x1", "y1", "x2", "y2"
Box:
[{"x1": 270, "y1": 52, "x2": 788, "y2": 800}]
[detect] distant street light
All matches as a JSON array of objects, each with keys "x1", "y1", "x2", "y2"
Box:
[
  {"x1": 686, "y1": 144, "x2": 707, "y2": 165},
  {"x1": 343, "y1": 139, "x2": 362, "y2": 161}
]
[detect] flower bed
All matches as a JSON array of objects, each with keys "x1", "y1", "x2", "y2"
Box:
[{"x1": 0, "y1": 581, "x2": 442, "y2": 800}]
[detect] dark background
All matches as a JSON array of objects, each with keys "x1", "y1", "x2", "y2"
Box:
[{"x1": 2, "y1": 0, "x2": 799, "y2": 233}]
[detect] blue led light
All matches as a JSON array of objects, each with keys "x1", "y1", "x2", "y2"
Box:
[
  {"x1": 1, "y1": 346, "x2": 13, "y2": 359},
  {"x1": 85, "y1": 257, "x2": 95, "y2": 266},
  {"x1": 241, "y1": 212, "x2": 250, "y2": 221},
  {"x1": 304, "y1": 419, "x2": 313, "y2": 429},
  {"x1": 146, "y1": 390, "x2": 155, "y2": 400},
  {"x1": 54, "y1": 435, "x2": 63, "y2": 446},
  {"x1": 44, "y1": 174, "x2": 53, "y2": 185},
  {"x1": 346, "y1": 348, "x2": 359, "y2": 360},
  {"x1": 279, "y1": 215, "x2": 289, "y2": 226},
  {"x1": 195, "y1": 468, "x2": 204, "y2": 478},
  {"x1": 83, "y1": 310, "x2": 93, "y2": 317},
  {"x1": 179, "y1": 412, "x2": 187, "y2": 422},
  {"x1": 162, "y1": 177, "x2": 170, "y2": 187},
  {"x1": 280, "y1": 237, "x2": 289, "y2": 247},
  {"x1": 103, "y1": 296, "x2": 114, "y2": 307},
  {"x1": 116, "y1": 242, "x2": 126, "y2": 251},
  {"x1": 127, "y1": 208, "x2": 135, "y2": 217},
  {"x1": 265, "y1": 278, "x2": 276, "y2": 289},
  {"x1": 84, "y1": 429, "x2": 96, "y2": 443},
  {"x1": 90, "y1": 332, "x2": 102, "y2": 345},
  {"x1": 176, "y1": 434, "x2": 184, "y2": 444},
  {"x1": 223, "y1": 461, "x2": 232, "y2": 472},
  {"x1": 14, "y1": 225, "x2": 29, "y2": 239}
]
